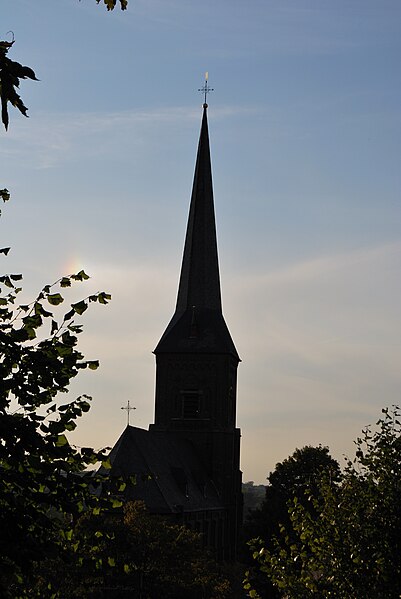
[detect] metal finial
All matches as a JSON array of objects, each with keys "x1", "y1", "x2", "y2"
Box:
[
  {"x1": 121, "y1": 400, "x2": 136, "y2": 426},
  {"x1": 198, "y1": 71, "x2": 214, "y2": 106}
]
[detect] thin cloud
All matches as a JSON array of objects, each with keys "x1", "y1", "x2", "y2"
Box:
[
  {"x1": 245, "y1": 241, "x2": 401, "y2": 288},
  {"x1": 0, "y1": 105, "x2": 257, "y2": 169}
]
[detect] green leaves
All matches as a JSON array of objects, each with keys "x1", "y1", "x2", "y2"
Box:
[
  {"x1": 71, "y1": 300, "x2": 87, "y2": 315},
  {"x1": 0, "y1": 261, "x2": 115, "y2": 597},
  {"x1": 0, "y1": 188, "x2": 10, "y2": 203},
  {"x1": 65, "y1": 291, "x2": 112, "y2": 321},
  {"x1": 60, "y1": 499, "x2": 220, "y2": 596},
  {"x1": 47, "y1": 293, "x2": 64, "y2": 306},
  {"x1": 55, "y1": 434, "x2": 68, "y2": 447},
  {"x1": 97, "y1": 292, "x2": 112, "y2": 304},
  {"x1": 96, "y1": 0, "x2": 128, "y2": 10},
  {"x1": 0, "y1": 39, "x2": 39, "y2": 130},
  {"x1": 71, "y1": 270, "x2": 90, "y2": 282},
  {"x1": 60, "y1": 277, "x2": 71, "y2": 288},
  {"x1": 247, "y1": 407, "x2": 401, "y2": 598}
]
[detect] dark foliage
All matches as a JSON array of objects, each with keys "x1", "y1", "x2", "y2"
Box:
[
  {"x1": 246, "y1": 408, "x2": 401, "y2": 598},
  {"x1": 245, "y1": 445, "x2": 340, "y2": 545},
  {"x1": 243, "y1": 446, "x2": 340, "y2": 598},
  {"x1": 0, "y1": 39, "x2": 38, "y2": 130},
  {"x1": 96, "y1": 0, "x2": 128, "y2": 9},
  {"x1": 0, "y1": 266, "x2": 116, "y2": 596},
  {"x1": 34, "y1": 500, "x2": 232, "y2": 598},
  {"x1": 0, "y1": 192, "x2": 119, "y2": 596}
]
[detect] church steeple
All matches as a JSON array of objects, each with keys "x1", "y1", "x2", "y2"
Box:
[
  {"x1": 176, "y1": 105, "x2": 221, "y2": 313},
  {"x1": 155, "y1": 105, "x2": 239, "y2": 359},
  {"x1": 151, "y1": 101, "x2": 242, "y2": 559}
]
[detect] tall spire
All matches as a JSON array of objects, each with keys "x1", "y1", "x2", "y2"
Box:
[
  {"x1": 155, "y1": 105, "x2": 238, "y2": 358},
  {"x1": 176, "y1": 105, "x2": 221, "y2": 313}
]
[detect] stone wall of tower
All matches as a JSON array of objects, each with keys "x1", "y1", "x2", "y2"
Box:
[
  {"x1": 153, "y1": 353, "x2": 238, "y2": 431},
  {"x1": 151, "y1": 350, "x2": 242, "y2": 559}
]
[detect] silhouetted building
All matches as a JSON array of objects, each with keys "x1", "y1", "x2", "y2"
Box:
[{"x1": 109, "y1": 104, "x2": 242, "y2": 560}]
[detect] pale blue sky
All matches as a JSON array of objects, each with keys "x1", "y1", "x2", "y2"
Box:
[{"x1": 2, "y1": 0, "x2": 401, "y2": 483}]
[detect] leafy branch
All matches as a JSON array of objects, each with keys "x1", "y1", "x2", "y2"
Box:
[
  {"x1": 0, "y1": 39, "x2": 38, "y2": 130},
  {"x1": 0, "y1": 261, "x2": 118, "y2": 596}
]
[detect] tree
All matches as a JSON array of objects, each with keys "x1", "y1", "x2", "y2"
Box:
[
  {"x1": 243, "y1": 446, "x2": 340, "y2": 598},
  {"x1": 246, "y1": 407, "x2": 401, "y2": 598},
  {"x1": 0, "y1": 193, "x2": 118, "y2": 597},
  {"x1": 244, "y1": 445, "x2": 341, "y2": 546},
  {"x1": 33, "y1": 500, "x2": 232, "y2": 598},
  {"x1": 242, "y1": 481, "x2": 266, "y2": 521},
  {"x1": 0, "y1": 3, "x2": 130, "y2": 596}
]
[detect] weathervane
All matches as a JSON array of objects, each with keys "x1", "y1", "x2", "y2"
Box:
[
  {"x1": 121, "y1": 400, "x2": 136, "y2": 426},
  {"x1": 198, "y1": 72, "x2": 214, "y2": 106}
]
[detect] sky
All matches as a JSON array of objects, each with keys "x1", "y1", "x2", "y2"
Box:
[{"x1": 2, "y1": 0, "x2": 401, "y2": 484}]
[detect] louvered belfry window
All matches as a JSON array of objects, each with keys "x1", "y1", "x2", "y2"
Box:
[{"x1": 181, "y1": 392, "x2": 201, "y2": 419}]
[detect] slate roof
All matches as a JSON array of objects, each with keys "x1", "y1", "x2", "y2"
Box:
[{"x1": 108, "y1": 426, "x2": 223, "y2": 515}]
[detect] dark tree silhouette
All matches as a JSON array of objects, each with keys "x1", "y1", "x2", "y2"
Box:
[
  {"x1": 246, "y1": 409, "x2": 401, "y2": 598},
  {"x1": 245, "y1": 445, "x2": 340, "y2": 545}
]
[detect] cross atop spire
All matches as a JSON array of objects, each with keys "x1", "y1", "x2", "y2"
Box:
[
  {"x1": 121, "y1": 400, "x2": 136, "y2": 426},
  {"x1": 198, "y1": 72, "x2": 214, "y2": 107}
]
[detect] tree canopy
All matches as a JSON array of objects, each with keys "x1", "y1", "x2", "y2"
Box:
[
  {"x1": 36, "y1": 500, "x2": 232, "y2": 598},
  {"x1": 243, "y1": 445, "x2": 340, "y2": 598},
  {"x1": 246, "y1": 407, "x2": 401, "y2": 598},
  {"x1": 0, "y1": 3, "x2": 152, "y2": 596},
  {"x1": 0, "y1": 191, "x2": 118, "y2": 596},
  {"x1": 244, "y1": 445, "x2": 341, "y2": 546}
]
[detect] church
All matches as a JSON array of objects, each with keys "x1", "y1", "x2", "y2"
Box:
[{"x1": 108, "y1": 100, "x2": 242, "y2": 560}]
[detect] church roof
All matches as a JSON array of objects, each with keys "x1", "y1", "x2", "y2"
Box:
[
  {"x1": 155, "y1": 105, "x2": 239, "y2": 359},
  {"x1": 108, "y1": 426, "x2": 224, "y2": 514}
]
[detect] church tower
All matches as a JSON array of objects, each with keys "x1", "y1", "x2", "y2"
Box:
[
  {"x1": 109, "y1": 100, "x2": 242, "y2": 561},
  {"x1": 151, "y1": 103, "x2": 242, "y2": 558}
]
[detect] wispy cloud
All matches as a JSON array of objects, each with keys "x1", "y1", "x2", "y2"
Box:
[
  {"x1": 0, "y1": 104, "x2": 257, "y2": 169},
  {"x1": 224, "y1": 240, "x2": 401, "y2": 419},
  {"x1": 240, "y1": 241, "x2": 401, "y2": 289}
]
